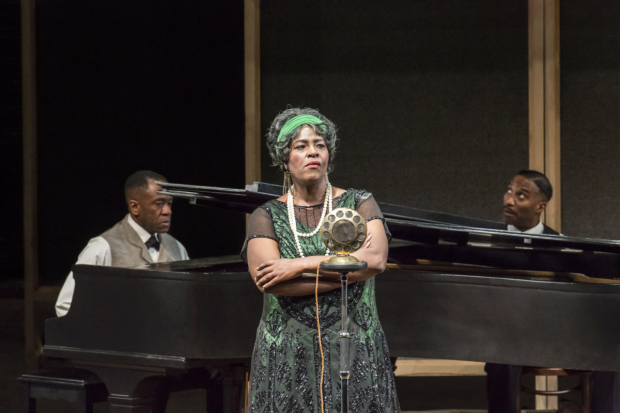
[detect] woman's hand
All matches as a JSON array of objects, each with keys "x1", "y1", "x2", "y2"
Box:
[{"x1": 255, "y1": 259, "x2": 302, "y2": 289}]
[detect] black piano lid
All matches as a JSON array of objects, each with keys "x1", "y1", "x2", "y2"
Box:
[
  {"x1": 158, "y1": 181, "x2": 620, "y2": 256},
  {"x1": 159, "y1": 181, "x2": 505, "y2": 227}
]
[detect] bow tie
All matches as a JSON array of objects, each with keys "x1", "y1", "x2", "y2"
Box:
[{"x1": 145, "y1": 235, "x2": 160, "y2": 250}]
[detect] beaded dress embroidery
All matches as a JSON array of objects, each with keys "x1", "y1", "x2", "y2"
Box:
[{"x1": 243, "y1": 189, "x2": 401, "y2": 413}]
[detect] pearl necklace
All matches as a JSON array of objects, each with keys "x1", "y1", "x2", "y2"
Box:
[{"x1": 287, "y1": 183, "x2": 333, "y2": 258}]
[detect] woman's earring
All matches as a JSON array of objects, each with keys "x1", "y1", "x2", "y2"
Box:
[
  {"x1": 283, "y1": 170, "x2": 292, "y2": 195},
  {"x1": 325, "y1": 172, "x2": 330, "y2": 186}
]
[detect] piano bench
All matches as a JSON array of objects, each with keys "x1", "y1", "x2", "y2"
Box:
[
  {"x1": 19, "y1": 368, "x2": 108, "y2": 413},
  {"x1": 519, "y1": 367, "x2": 592, "y2": 413}
]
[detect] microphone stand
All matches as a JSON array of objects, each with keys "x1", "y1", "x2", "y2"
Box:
[{"x1": 320, "y1": 259, "x2": 367, "y2": 413}]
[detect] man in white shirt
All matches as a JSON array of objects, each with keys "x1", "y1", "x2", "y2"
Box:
[
  {"x1": 55, "y1": 170, "x2": 189, "y2": 317},
  {"x1": 486, "y1": 170, "x2": 619, "y2": 413},
  {"x1": 55, "y1": 170, "x2": 223, "y2": 413},
  {"x1": 486, "y1": 170, "x2": 558, "y2": 413}
]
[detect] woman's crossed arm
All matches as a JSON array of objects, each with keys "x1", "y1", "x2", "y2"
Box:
[{"x1": 247, "y1": 219, "x2": 388, "y2": 296}]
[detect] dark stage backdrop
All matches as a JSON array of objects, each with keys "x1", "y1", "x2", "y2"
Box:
[
  {"x1": 36, "y1": 0, "x2": 245, "y2": 285},
  {"x1": 561, "y1": 0, "x2": 620, "y2": 239},
  {"x1": 1, "y1": 0, "x2": 23, "y2": 284},
  {"x1": 260, "y1": 0, "x2": 529, "y2": 222}
]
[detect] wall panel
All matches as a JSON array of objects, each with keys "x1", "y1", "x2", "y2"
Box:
[
  {"x1": 560, "y1": 0, "x2": 620, "y2": 239},
  {"x1": 261, "y1": 0, "x2": 529, "y2": 221}
]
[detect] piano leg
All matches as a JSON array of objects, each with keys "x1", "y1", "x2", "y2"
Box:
[
  {"x1": 164, "y1": 366, "x2": 224, "y2": 413},
  {"x1": 80, "y1": 365, "x2": 167, "y2": 413},
  {"x1": 21, "y1": 383, "x2": 36, "y2": 413},
  {"x1": 151, "y1": 378, "x2": 170, "y2": 413},
  {"x1": 205, "y1": 369, "x2": 224, "y2": 413},
  {"x1": 484, "y1": 363, "x2": 522, "y2": 413},
  {"x1": 220, "y1": 362, "x2": 250, "y2": 413},
  {"x1": 591, "y1": 371, "x2": 620, "y2": 413}
]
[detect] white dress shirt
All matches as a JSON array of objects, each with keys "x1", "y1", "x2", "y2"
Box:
[
  {"x1": 507, "y1": 219, "x2": 545, "y2": 235},
  {"x1": 55, "y1": 215, "x2": 189, "y2": 317}
]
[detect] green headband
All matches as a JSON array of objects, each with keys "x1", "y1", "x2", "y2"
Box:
[{"x1": 276, "y1": 115, "x2": 326, "y2": 157}]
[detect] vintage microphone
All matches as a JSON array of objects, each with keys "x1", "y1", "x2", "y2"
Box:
[{"x1": 318, "y1": 207, "x2": 368, "y2": 413}]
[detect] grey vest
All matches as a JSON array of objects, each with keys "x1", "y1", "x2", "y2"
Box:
[{"x1": 100, "y1": 215, "x2": 183, "y2": 268}]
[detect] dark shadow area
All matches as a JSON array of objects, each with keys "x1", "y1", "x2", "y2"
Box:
[
  {"x1": 0, "y1": 0, "x2": 24, "y2": 285},
  {"x1": 35, "y1": 0, "x2": 246, "y2": 286}
]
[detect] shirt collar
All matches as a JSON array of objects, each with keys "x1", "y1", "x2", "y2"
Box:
[
  {"x1": 127, "y1": 215, "x2": 158, "y2": 243},
  {"x1": 507, "y1": 219, "x2": 544, "y2": 234}
]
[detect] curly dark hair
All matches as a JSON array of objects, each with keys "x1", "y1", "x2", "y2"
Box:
[{"x1": 266, "y1": 108, "x2": 338, "y2": 172}]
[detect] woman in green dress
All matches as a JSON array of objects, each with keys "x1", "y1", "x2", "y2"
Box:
[{"x1": 242, "y1": 108, "x2": 400, "y2": 413}]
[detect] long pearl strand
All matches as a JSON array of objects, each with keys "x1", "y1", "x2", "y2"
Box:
[{"x1": 287, "y1": 182, "x2": 333, "y2": 258}]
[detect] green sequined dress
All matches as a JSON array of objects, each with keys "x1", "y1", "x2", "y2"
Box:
[{"x1": 242, "y1": 189, "x2": 400, "y2": 413}]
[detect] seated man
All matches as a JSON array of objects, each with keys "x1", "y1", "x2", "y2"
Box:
[
  {"x1": 486, "y1": 169, "x2": 619, "y2": 413},
  {"x1": 56, "y1": 170, "x2": 188, "y2": 316},
  {"x1": 55, "y1": 170, "x2": 223, "y2": 413}
]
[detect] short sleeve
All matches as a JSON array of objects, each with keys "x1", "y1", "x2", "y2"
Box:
[
  {"x1": 355, "y1": 192, "x2": 392, "y2": 243},
  {"x1": 240, "y1": 206, "x2": 278, "y2": 262}
]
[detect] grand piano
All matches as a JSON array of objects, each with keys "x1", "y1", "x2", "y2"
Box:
[{"x1": 43, "y1": 182, "x2": 620, "y2": 412}]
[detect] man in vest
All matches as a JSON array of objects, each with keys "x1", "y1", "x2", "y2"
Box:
[
  {"x1": 486, "y1": 170, "x2": 619, "y2": 413},
  {"x1": 54, "y1": 170, "x2": 223, "y2": 413},
  {"x1": 55, "y1": 170, "x2": 188, "y2": 316}
]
